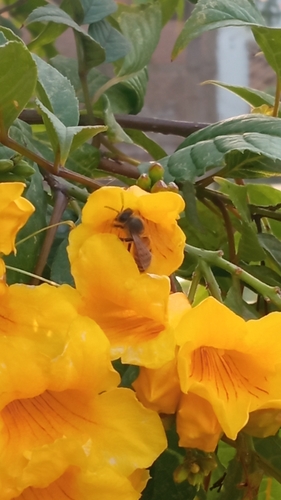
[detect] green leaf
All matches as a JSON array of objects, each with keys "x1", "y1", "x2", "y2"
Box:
[
  {"x1": 247, "y1": 183, "x2": 281, "y2": 206},
  {"x1": 50, "y1": 236, "x2": 74, "y2": 286},
  {"x1": 224, "y1": 286, "x2": 259, "y2": 319},
  {"x1": 168, "y1": 115, "x2": 281, "y2": 182},
  {"x1": 0, "y1": 26, "x2": 23, "y2": 43},
  {"x1": 0, "y1": 41, "x2": 37, "y2": 132},
  {"x1": 36, "y1": 99, "x2": 107, "y2": 166},
  {"x1": 33, "y1": 54, "x2": 79, "y2": 127},
  {"x1": 51, "y1": 55, "x2": 148, "y2": 114},
  {"x1": 81, "y1": 0, "x2": 117, "y2": 23},
  {"x1": 88, "y1": 19, "x2": 131, "y2": 63},
  {"x1": 215, "y1": 178, "x2": 251, "y2": 223},
  {"x1": 102, "y1": 94, "x2": 133, "y2": 144},
  {"x1": 254, "y1": 435, "x2": 281, "y2": 484},
  {"x1": 116, "y1": 3, "x2": 162, "y2": 76},
  {"x1": 27, "y1": 22, "x2": 67, "y2": 51},
  {"x1": 172, "y1": 0, "x2": 265, "y2": 60},
  {"x1": 142, "y1": 428, "x2": 197, "y2": 500},
  {"x1": 257, "y1": 233, "x2": 281, "y2": 272},
  {"x1": 25, "y1": 5, "x2": 105, "y2": 68},
  {"x1": 252, "y1": 26, "x2": 281, "y2": 81},
  {"x1": 160, "y1": 0, "x2": 181, "y2": 25},
  {"x1": 124, "y1": 129, "x2": 167, "y2": 160},
  {"x1": 66, "y1": 143, "x2": 101, "y2": 177},
  {"x1": 237, "y1": 221, "x2": 266, "y2": 262},
  {"x1": 4, "y1": 167, "x2": 47, "y2": 284},
  {"x1": 203, "y1": 81, "x2": 277, "y2": 114},
  {"x1": 258, "y1": 477, "x2": 281, "y2": 500}
]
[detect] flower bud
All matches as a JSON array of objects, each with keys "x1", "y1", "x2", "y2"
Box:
[
  {"x1": 12, "y1": 160, "x2": 35, "y2": 177},
  {"x1": 151, "y1": 180, "x2": 168, "y2": 193},
  {"x1": 0, "y1": 159, "x2": 14, "y2": 173},
  {"x1": 167, "y1": 181, "x2": 179, "y2": 193},
  {"x1": 136, "y1": 173, "x2": 151, "y2": 192},
  {"x1": 148, "y1": 162, "x2": 165, "y2": 184}
]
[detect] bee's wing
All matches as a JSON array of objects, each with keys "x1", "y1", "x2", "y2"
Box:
[{"x1": 132, "y1": 233, "x2": 152, "y2": 272}]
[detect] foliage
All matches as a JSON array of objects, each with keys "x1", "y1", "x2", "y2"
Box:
[{"x1": 2, "y1": 0, "x2": 281, "y2": 498}]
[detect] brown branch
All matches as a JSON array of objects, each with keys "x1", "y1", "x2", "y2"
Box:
[
  {"x1": 19, "y1": 109, "x2": 209, "y2": 137},
  {"x1": 99, "y1": 157, "x2": 139, "y2": 179}
]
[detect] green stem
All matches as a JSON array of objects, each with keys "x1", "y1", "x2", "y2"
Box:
[
  {"x1": 198, "y1": 258, "x2": 222, "y2": 302},
  {"x1": 188, "y1": 266, "x2": 202, "y2": 304},
  {"x1": 185, "y1": 244, "x2": 281, "y2": 309},
  {"x1": 273, "y1": 76, "x2": 281, "y2": 117}
]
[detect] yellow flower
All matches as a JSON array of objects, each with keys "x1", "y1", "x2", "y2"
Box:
[
  {"x1": 175, "y1": 297, "x2": 281, "y2": 442},
  {"x1": 0, "y1": 283, "x2": 167, "y2": 498},
  {"x1": 68, "y1": 233, "x2": 176, "y2": 368},
  {"x1": 0, "y1": 182, "x2": 34, "y2": 255},
  {"x1": 68, "y1": 185, "x2": 185, "y2": 276}
]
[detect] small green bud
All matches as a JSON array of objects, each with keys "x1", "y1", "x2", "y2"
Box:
[
  {"x1": 151, "y1": 179, "x2": 168, "y2": 193},
  {"x1": 0, "y1": 159, "x2": 14, "y2": 173},
  {"x1": 167, "y1": 181, "x2": 179, "y2": 193},
  {"x1": 12, "y1": 161, "x2": 35, "y2": 177},
  {"x1": 136, "y1": 173, "x2": 152, "y2": 191},
  {"x1": 148, "y1": 162, "x2": 165, "y2": 184}
]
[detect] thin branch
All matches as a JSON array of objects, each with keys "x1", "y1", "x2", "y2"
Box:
[{"x1": 19, "y1": 109, "x2": 209, "y2": 137}]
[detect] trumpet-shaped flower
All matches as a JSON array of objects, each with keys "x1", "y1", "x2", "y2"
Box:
[
  {"x1": 175, "y1": 297, "x2": 281, "y2": 442},
  {"x1": 0, "y1": 182, "x2": 34, "y2": 255},
  {"x1": 0, "y1": 283, "x2": 167, "y2": 498},
  {"x1": 68, "y1": 233, "x2": 176, "y2": 368},
  {"x1": 68, "y1": 185, "x2": 185, "y2": 276}
]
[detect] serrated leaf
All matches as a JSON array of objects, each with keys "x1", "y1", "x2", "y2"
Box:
[
  {"x1": 81, "y1": 0, "x2": 117, "y2": 23},
  {"x1": 172, "y1": 0, "x2": 265, "y2": 60},
  {"x1": 4, "y1": 167, "x2": 47, "y2": 284},
  {"x1": 116, "y1": 3, "x2": 162, "y2": 76},
  {"x1": 0, "y1": 41, "x2": 37, "y2": 132},
  {"x1": 25, "y1": 5, "x2": 105, "y2": 68},
  {"x1": 124, "y1": 128, "x2": 167, "y2": 160},
  {"x1": 88, "y1": 19, "x2": 131, "y2": 63},
  {"x1": 168, "y1": 115, "x2": 281, "y2": 182},
  {"x1": 33, "y1": 54, "x2": 79, "y2": 127},
  {"x1": 204, "y1": 81, "x2": 277, "y2": 114},
  {"x1": 215, "y1": 178, "x2": 251, "y2": 223},
  {"x1": 0, "y1": 26, "x2": 23, "y2": 43},
  {"x1": 36, "y1": 99, "x2": 107, "y2": 167},
  {"x1": 102, "y1": 94, "x2": 133, "y2": 144}
]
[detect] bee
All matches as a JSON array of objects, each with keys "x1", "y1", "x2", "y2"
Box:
[{"x1": 111, "y1": 207, "x2": 152, "y2": 272}]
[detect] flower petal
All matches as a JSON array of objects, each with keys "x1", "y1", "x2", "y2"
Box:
[
  {"x1": 177, "y1": 393, "x2": 223, "y2": 452},
  {"x1": 0, "y1": 182, "x2": 34, "y2": 255}
]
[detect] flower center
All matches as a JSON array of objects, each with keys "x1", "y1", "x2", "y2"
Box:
[{"x1": 190, "y1": 347, "x2": 269, "y2": 401}]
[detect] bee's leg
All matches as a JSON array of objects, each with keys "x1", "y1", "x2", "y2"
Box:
[{"x1": 119, "y1": 236, "x2": 133, "y2": 252}]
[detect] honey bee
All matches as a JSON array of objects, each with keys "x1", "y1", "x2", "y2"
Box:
[{"x1": 112, "y1": 207, "x2": 152, "y2": 272}]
